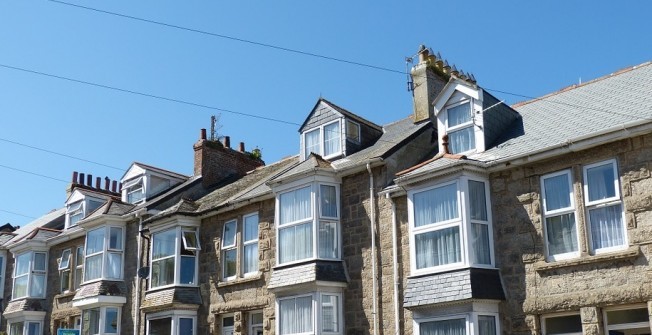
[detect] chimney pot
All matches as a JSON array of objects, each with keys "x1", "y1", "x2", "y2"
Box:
[
  {"x1": 105, "y1": 177, "x2": 110, "y2": 191},
  {"x1": 112, "y1": 180, "x2": 117, "y2": 193},
  {"x1": 239, "y1": 142, "x2": 245, "y2": 152},
  {"x1": 442, "y1": 134, "x2": 451, "y2": 154},
  {"x1": 224, "y1": 136, "x2": 231, "y2": 149},
  {"x1": 79, "y1": 173, "x2": 85, "y2": 185},
  {"x1": 96, "y1": 177, "x2": 101, "y2": 189},
  {"x1": 418, "y1": 45, "x2": 429, "y2": 63},
  {"x1": 72, "y1": 171, "x2": 78, "y2": 184},
  {"x1": 200, "y1": 128, "x2": 207, "y2": 140},
  {"x1": 87, "y1": 174, "x2": 93, "y2": 187},
  {"x1": 119, "y1": 182, "x2": 122, "y2": 193}
]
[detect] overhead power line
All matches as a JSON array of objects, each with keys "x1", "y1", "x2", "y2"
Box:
[
  {"x1": 0, "y1": 163, "x2": 68, "y2": 183},
  {"x1": 0, "y1": 209, "x2": 37, "y2": 220}
]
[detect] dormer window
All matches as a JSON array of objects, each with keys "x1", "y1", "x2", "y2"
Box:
[
  {"x1": 66, "y1": 198, "x2": 103, "y2": 228},
  {"x1": 124, "y1": 177, "x2": 144, "y2": 204},
  {"x1": 302, "y1": 121, "x2": 342, "y2": 159},
  {"x1": 345, "y1": 120, "x2": 360, "y2": 143},
  {"x1": 446, "y1": 101, "x2": 475, "y2": 154}
]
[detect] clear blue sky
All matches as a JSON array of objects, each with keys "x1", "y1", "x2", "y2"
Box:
[{"x1": 1, "y1": 1, "x2": 651, "y2": 227}]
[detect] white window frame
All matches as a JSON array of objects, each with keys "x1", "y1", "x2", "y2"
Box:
[
  {"x1": 84, "y1": 226, "x2": 125, "y2": 283},
  {"x1": 249, "y1": 311, "x2": 264, "y2": 335},
  {"x1": 221, "y1": 314, "x2": 235, "y2": 335},
  {"x1": 66, "y1": 197, "x2": 104, "y2": 229},
  {"x1": 59, "y1": 248, "x2": 72, "y2": 292},
  {"x1": 221, "y1": 220, "x2": 238, "y2": 281},
  {"x1": 413, "y1": 311, "x2": 500, "y2": 335},
  {"x1": 603, "y1": 304, "x2": 650, "y2": 333},
  {"x1": 408, "y1": 175, "x2": 495, "y2": 276},
  {"x1": 146, "y1": 310, "x2": 197, "y2": 335},
  {"x1": 541, "y1": 170, "x2": 580, "y2": 261},
  {"x1": 276, "y1": 292, "x2": 344, "y2": 335},
  {"x1": 149, "y1": 226, "x2": 199, "y2": 289},
  {"x1": 0, "y1": 251, "x2": 6, "y2": 304},
  {"x1": 123, "y1": 176, "x2": 145, "y2": 204},
  {"x1": 276, "y1": 182, "x2": 341, "y2": 266},
  {"x1": 12, "y1": 251, "x2": 47, "y2": 299},
  {"x1": 445, "y1": 100, "x2": 475, "y2": 155},
  {"x1": 8, "y1": 320, "x2": 43, "y2": 335},
  {"x1": 242, "y1": 212, "x2": 260, "y2": 277},
  {"x1": 81, "y1": 306, "x2": 121, "y2": 335},
  {"x1": 583, "y1": 159, "x2": 627, "y2": 254},
  {"x1": 541, "y1": 312, "x2": 583, "y2": 335},
  {"x1": 302, "y1": 120, "x2": 342, "y2": 160},
  {"x1": 74, "y1": 245, "x2": 84, "y2": 290}
]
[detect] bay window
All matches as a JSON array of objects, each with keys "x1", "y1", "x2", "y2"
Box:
[
  {"x1": 277, "y1": 183, "x2": 340, "y2": 265},
  {"x1": 277, "y1": 292, "x2": 343, "y2": 335},
  {"x1": 81, "y1": 306, "x2": 120, "y2": 335},
  {"x1": 302, "y1": 120, "x2": 342, "y2": 159},
  {"x1": 84, "y1": 226, "x2": 124, "y2": 282},
  {"x1": 13, "y1": 251, "x2": 47, "y2": 299},
  {"x1": 415, "y1": 313, "x2": 499, "y2": 335},
  {"x1": 541, "y1": 170, "x2": 579, "y2": 260},
  {"x1": 147, "y1": 311, "x2": 196, "y2": 335},
  {"x1": 409, "y1": 177, "x2": 493, "y2": 274},
  {"x1": 150, "y1": 227, "x2": 199, "y2": 288},
  {"x1": 9, "y1": 321, "x2": 42, "y2": 335},
  {"x1": 446, "y1": 102, "x2": 475, "y2": 154}
]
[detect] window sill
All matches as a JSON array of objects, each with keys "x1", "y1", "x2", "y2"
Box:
[
  {"x1": 55, "y1": 291, "x2": 77, "y2": 299},
  {"x1": 218, "y1": 273, "x2": 263, "y2": 288},
  {"x1": 146, "y1": 284, "x2": 199, "y2": 294},
  {"x1": 534, "y1": 246, "x2": 640, "y2": 272}
]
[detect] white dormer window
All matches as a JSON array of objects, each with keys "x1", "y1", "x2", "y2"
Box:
[
  {"x1": 446, "y1": 101, "x2": 475, "y2": 154},
  {"x1": 66, "y1": 197, "x2": 104, "y2": 228},
  {"x1": 124, "y1": 177, "x2": 144, "y2": 204},
  {"x1": 302, "y1": 120, "x2": 342, "y2": 159}
]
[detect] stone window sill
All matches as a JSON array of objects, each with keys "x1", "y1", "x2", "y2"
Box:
[
  {"x1": 534, "y1": 245, "x2": 640, "y2": 272},
  {"x1": 217, "y1": 273, "x2": 263, "y2": 288},
  {"x1": 55, "y1": 291, "x2": 77, "y2": 300}
]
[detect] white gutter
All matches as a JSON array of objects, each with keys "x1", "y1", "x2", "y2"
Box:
[
  {"x1": 133, "y1": 209, "x2": 146, "y2": 335},
  {"x1": 366, "y1": 163, "x2": 379, "y2": 335},
  {"x1": 386, "y1": 194, "x2": 400, "y2": 335}
]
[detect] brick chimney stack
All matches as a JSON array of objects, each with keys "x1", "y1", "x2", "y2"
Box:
[{"x1": 193, "y1": 128, "x2": 264, "y2": 188}]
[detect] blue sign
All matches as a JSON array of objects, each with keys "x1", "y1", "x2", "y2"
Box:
[{"x1": 57, "y1": 330, "x2": 80, "y2": 335}]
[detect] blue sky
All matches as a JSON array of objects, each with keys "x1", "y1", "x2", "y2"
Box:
[{"x1": 1, "y1": 1, "x2": 651, "y2": 227}]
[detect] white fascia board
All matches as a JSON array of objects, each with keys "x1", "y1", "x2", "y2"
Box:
[
  {"x1": 46, "y1": 226, "x2": 86, "y2": 246},
  {"x1": 433, "y1": 79, "x2": 481, "y2": 116},
  {"x1": 147, "y1": 216, "x2": 201, "y2": 233},
  {"x1": 120, "y1": 163, "x2": 146, "y2": 182},
  {"x1": 394, "y1": 161, "x2": 488, "y2": 190},
  {"x1": 9, "y1": 240, "x2": 48, "y2": 254},
  {"x1": 3, "y1": 310, "x2": 47, "y2": 321},
  {"x1": 72, "y1": 295, "x2": 127, "y2": 308},
  {"x1": 79, "y1": 216, "x2": 127, "y2": 230}
]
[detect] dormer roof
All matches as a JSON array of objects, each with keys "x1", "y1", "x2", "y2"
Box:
[
  {"x1": 121, "y1": 161, "x2": 189, "y2": 183},
  {"x1": 299, "y1": 98, "x2": 381, "y2": 133}
]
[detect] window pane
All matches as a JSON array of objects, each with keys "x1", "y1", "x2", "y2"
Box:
[
  {"x1": 251, "y1": 312, "x2": 263, "y2": 325},
  {"x1": 15, "y1": 253, "x2": 30, "y2": 275},
  {"x1": 30, "y1": 274, "x2": 45, "y2": 297},
  {"x1": 83, "y1": 309, "x2": 100, "y2": 335},
  {"x1": 150, "y1": 175, "x2": 171, "y2": 196},
  {"x1": 589, "y1": 204, "x2": 625, "y2": 250},
  {"x1": 85, "y1": 254, "x2": 103, "y2": 281},
  {"x1": 545, "y1": 314, "x2": 582, "y2": 334},
  {"x1": 415, "y1": 226, "x2": 461, "y2": 269},
  {"x1": 279, "y1": 223, "x2": 313, "y2": 264},
  {"x1": 324, "y1": 122, "x2": 341, "y2": 156},
  {"x1": 151, "y1": 257, "x2": 175, "y2": 287},
  {"x1": 10, "y1": 322, "x2": 23, "y2": 335},
  {"x1": 448, "y1": 103, "x2": 471, "y2": 127},
  {"x1": 346, "y1": 120, "x2": 360, "y2": 142},
  {"x1": 59, "y1": 249, "x2": 71, "y2": 270},
  {"x1": 223, "y1": 221, "x2": 237, "y2": 247},
  {"x1": 153, "y1": 230, "x2": 176, "y2": 259},
  {"x1": 109, "y1": 227, "x2": 123, "y2": 250},
  {"x1": 223, "y1": 249, "x2": 237, "y2": 278},
  {"x1": 13, "y1": 276, "x2": 28, "y2": 298},
  {"x1": 319, "y1": 221, "x2": 338, "y2": 259},
  {"x1": 606, "y1": 308, "x2": 649, "y2": 325},
  {"x1": 243, "y1": 244, "x2": 258, "y2": 274},
  {"x1": 449, "y1": 127, "x2": 475, "y2": 154},
  {"x1": 586, "y1": 163, "x2": 616, "y2": 202},
  {"x1": 148, "y1": 318, "x2": 171, "y2": 335},
  {"x1": 468, "y1": 180, "x2": 487, "y2": 221},
  {"x1": 305, "y1": 129, "x2": 321, "y2": 158},
  {"x1": 478, "y1": 316, "x2": 496, "y2": 335},
  {"x1": 106, "y1": 252, "x2": 122, "y2": 279},
  {"x1": 544, "y1": 174, "x2": 572, "y2": 211},
  {"x1": 61, "y1": 270, "x2": 71, "y2": 292},
  {"x1": 179, "y1": 318, "x2": 194, "y2": 335},
  {"x1": 183, "y1": 231, "x2": 199, "y2": 249},
  {"x1": 33, "y1": 252, "x2": 46, "y2": 271},
  {"x1": 104, "y1": 308, "x2": 119, "y2": 333},
  {"x1": 223, "y1": 316, "x2": 234, "y2": 327},
  {"x1": 180, "y1": 255, "x2": 196, "y2": 284},
  {"x1": 280, "y1": 296, "x2": 313, "y2": 334},
  {"x1": 87, "y1": 200, "x2": 103, "y2": 215},
  {"x1": 472, "y1": 223, "x2": 491, "y2": 264},
  {"x1": 420, "y1": 318, "x2": 466, "y2": 335},
  {"x1": 27, "y1": 323, "x2": 40, "y2": 335},
  {"x1": 320, "y1": 185, "x2": 338, "y2": 218},
  {"x1": 279, "y1": 186, "x2": 312, "y2": 225},
  {"x1": 413, "y1": 184, "x2": 459, "y2": 227},
  {"x1": 86, "y1": 228, "x2": 105, "y2": 255},
  {"x1": 322, "y1": 295, "x2": 339, "y2": 332},
  {"x1": 546, "y1": 213, "x2": 578, "y2": 256},
  {"x1": 244, "y1": 214, "x2": 259, "y2": 242}
]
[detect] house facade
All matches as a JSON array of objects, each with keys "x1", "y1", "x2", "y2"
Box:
[{"x1": 1, "y1": 45, "x2": 651, "y2": 335}]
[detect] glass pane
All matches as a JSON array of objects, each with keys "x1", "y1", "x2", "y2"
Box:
[
  {"x1": 179, "y1": 318, "x2": 194, "y2": 335},
  {"x1": 468, "y1": 180, "x2": 487, "y2": 221},
  {"x1": 305, "y1": 128, "x2": 321, "y2": 158},
  {"x1": 61, "y1": 270, "x2": 71, "y2": 292},
  {"x1": 478, "y1": 316, "x2": 496, "y2": 335},
  {"x1": 606, "y1": 308, "x2": 649, "y2": 325},
  {"x1": 448, "y1": 103, "x2": 471, "y2": 127},
  {"x1": 545, "y1": 314, "x2": 582, "y2": 334},
  {"x1": 109, "y1": 227, "x2": 123, "y2": 250},
  {"x1": 15, "y1": 253, "x2": 30, "y2": 275},
  {"x1": 180, "y1": 255, "x2": 196, "y2": 284},
  {"x1": 87, "y1": 200, "x2": 103, "y2": 215},
  {"x1": 324, "y1": 122, "x2": 341, "y2": 156},
  {"x1": 223, "y1": 221, "x2": 237, "y2": 247},
  {"x1": 183, "y1": 231, "x2": 199, "y2": 249},
  {"x1": 86, "y1": 228, "x2": 106, "y2": 255},
  {"x1": 30, "y1": 274, "x2": 45, "y2": 297},
  {"x1": 319, "y1": 221, "x2": 338, "y2": 259},
  {"x1": 420, "y1": 318, "x2": 466, "y2": 335},
  {"x1": 346, "y1": 120, "x2": 360, "y2": 142},
  {"x1": 279, "y1": 223, "x2": 313, "y2": 264},
  {"x1": 223, "y1": 249, "x2": 237, "y2": 278},
  {"x1": 76, "y1": 247, "x2": 84, "y2": 266},
  {"x1": 83, "y1": 308, "x2": 100, "y2": 335},
  {"x1": 243, "y1": 244, "x2": 258, "y2": 274},
  {"x1": 251, "y1": 312, "x2": 263, "y2": 325},
  {"x1": 106, "y1": 252, "x2": 122, "y2": 279},
  {"x1": 153, "y1": 229, "x2": 176, "y2": 259},
  {"x1": 415, "y1": 226, "x2": 461, "y2": 269},
  {"x1": 589, "y1": 204, "x2": 625, "y2": 250},
  {"x1": 413, "y1": 183, "x2": 459, "y2": 227},
  {"x1": 586, "y1": 163, "x2": 616, "y2": 202},
  {"x1": 449, "y1": 127, "x2": 475, "y2": 154},
  {"x1": 33, "y1": 252, "x2": 46, "y2": 271},
  {"x1": 151, "y1": 257, "x2": 175, "y2": 287},
  {"x1": 148, "y1": 318, "x2": 171, "y2": 335},
  {"x1": 544, "y1": 174, "x2": 572, "y2": 211},
  {"x1": 75, "y1": 266, "x2": 83, "y2": 290},
  {"x1": 472, "y1": 223, "x2": 491, "y2": 264},
  {"x1": 320, "y1": 185, "x2": 338, "y2": 218},
  {"x1": 223, "y1": 317, "x2": 235, "y2": 327},
  {"x1": 280, "y1": 296, "x2": 313, "y2": 334},
  {"x1": 104, "y1": 308, "x2": 119, "y2": 333},
  {"x1": 279, "y1": 186, "x2": 312, "y2": 225},
  {"x1": 85, "y1": 254, "x2": 103, "y2": 281},
  {"x1": 27, "y1": 323, "x2": 40, "y2": 335},
  {"x1": 546, "y1": 213, "x2": 578, "y2": 256},
  {"x1": 59, "y1": 249, "x2": 71, "y2": 270},
  {"x1": 322, "y1": 295, "x2": 339, "y2": 332},
  {"x1": 244, "y1": 214, "x2": 259, "y2": 242},
  {"x1": 13, "y1": 276, "x2": 28, "y2": 298},
  {"x1": 10, "y1": 322, "x2": 23, "y2": 335}
]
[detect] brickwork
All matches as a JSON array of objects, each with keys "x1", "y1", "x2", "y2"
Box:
[{"x1": 193, "y1": 137, "x2": 264, "y2": 188}]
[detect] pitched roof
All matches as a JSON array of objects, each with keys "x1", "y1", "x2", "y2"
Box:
[
  {"x1": 121, "y1": 161, "x2": 189, "y2": 181},
  {"x1": 299, "y1": 98, "x2": 382, "y2": 132},
  {"x1": 269, "y1": 154, "x2": 334, "y2": 184},
  {"x1": 8, "y1": 208, "x2": 66, "y2": 244}
]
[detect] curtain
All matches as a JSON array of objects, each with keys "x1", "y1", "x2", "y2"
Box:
[
  {"x1": 449, "y1": 127, "x2": 475, "y2": 154},
  {"x1": 151, "y1": 257, "x2": 175, "y2": 287},
  {"x1": 15, "y1": 253, "x2": 30, "y2": 275},
  {"x1": 109, "y1": 227, "x2": 122, "y2": 250},
  {"x1": 544, "y1": 174, "x2": 571, "y2": 211},
  {"x1": 244, "y1": 244, "x2": 258, "y2": 274},
  {"x1": 320, "y1": 185, "x2": 337, "y2": 217},
  {"x1": 319, "y1": 221, "x2": 337, "y2": 259},
  {"x1": 153, "y1": 230, "x2": 176, "y2": 259},
  {"x1": 546, "y1": 213, "x2": 578, "y2": 255},
  {"x1": 30, "y1": 274, "x2": 45, "y2": 297},
  {"x1": 448, "y1": 103, "x2": 471, "y2": 127},
  {"x1": 304, "y1": 129, "x2": 320, "y2": 158},
  {"x1": 586, "y1": 163, "x2": 616, "y2": 202},
  {"x1": 478, "y1": 316, "x2": 496, "y2": 335},
  {"x1": 469, "y1": 180, "x2": 487, "y2": 221},
  {"x1": 472, "y1": 223, "x2": 491, "y2": 264},
  {"x1": 590, "y1": 204, "x2": 624, "y2": 250},
  {"x1": 280, "y1": 296, "x2": 313, "y2": 334},
  {"x1": 415, "y1": 227, "x2": 461, "y2": 269},
  {"x1": 414, "y1": 184, "x2": 458, "y2": 227},
  {"x1": 85, "y1": 254, "x2": 103, "y2": 281},
  {"x1": 244, "y1": 214, "x2": 259, "y2": 241},
  {"x1": 106, "y1": 252, "x2": 122, "y2": 279},
  {"x1": 420, "y1": 318, "x2": 466, "y2": 335},
  {"x1": 280, "y1": 187, "x2": 312, "y2": 225},
  {"x1": 324, "y1": 122, "x2": 341, "y2": 156},
  {"x1": 279, "y1": 223, "x2": 313, "y2": 263},
  {"x1": 27, "y1": 323, "x2": 40, "y2": 335},
  {"x1": 13, "y1": 276, "x2": 27, "y2": 297},
  {"x1": 86, "y1": 228, "x2": 105, "y2": 255}
]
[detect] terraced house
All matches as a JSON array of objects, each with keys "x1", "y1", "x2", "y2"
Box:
[{"x1": 1, "y1": 46, "x2": 651, "y2": 335}]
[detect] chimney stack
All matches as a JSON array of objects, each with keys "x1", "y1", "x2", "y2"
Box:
[
  {"x1": 223, "y1": 136, "x2": 231, "y2": 149},
  {"x1": 239, "y1": 142, "x2": 245, "y2": 153},
  {"x1": 79, "y1": 173, "x2": 85, "y2": 185},
  {"x1": 410, "y1": 45, "x2": 447, "y2": 123}
]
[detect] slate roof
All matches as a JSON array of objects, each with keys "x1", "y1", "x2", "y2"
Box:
[
  {"x1": 6, "y1": 208, "x2": 65, "y2": 246},
  {"x1": 268, "y1": 261, "x2": 348, "y2": 290},
  {"x1": 269, "y1": 154, "x2": 334, "y2": 184},
  {"x1": 141, "y1": 287, "x2": 202, "y2": 312},
  {"x1": 299, "y1": 98, "x2": 382, "y2": 132},
  {"x1": 74, "y1": 281, "x2": 128, "y2": 300},
  {"x1": 398, "y1": 62, "x2": 652, "y2": 179},
  {"x1": 83, "y1": 199, "x2": 135, "y2": 221},
  {"x1": 121, "y1": 161, "x2": 190, "y2": 181}
]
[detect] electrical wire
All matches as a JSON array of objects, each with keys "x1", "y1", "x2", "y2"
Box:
[
  {"x1": 0, "y1": 209, "x2": 37, "y2": 220},
  {"x1": 0, "y1": 163, "x2": 69, "y2": 183}
]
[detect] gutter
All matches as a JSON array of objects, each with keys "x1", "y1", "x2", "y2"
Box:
[{"x1": 366, "y1": 163, "x2": 379, "y2": 335}]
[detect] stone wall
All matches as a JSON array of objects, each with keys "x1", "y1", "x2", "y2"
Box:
[{"x1": 46, "y1": 235, "x2": 85, "y2": 333}]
